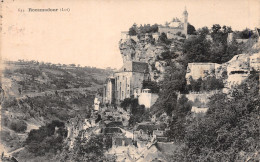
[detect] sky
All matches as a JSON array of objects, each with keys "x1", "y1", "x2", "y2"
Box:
[{"x1": 2, "y1": 0, "x2": 259, "y2": 69}]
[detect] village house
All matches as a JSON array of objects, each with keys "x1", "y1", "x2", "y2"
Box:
[
  {"x1": 100, "y1": 127, "x2": 123, "y2": 136},
  {"x1": 94, "y1": 95, "x2": 102, "y2": 111},
  {"x1": 138, "y1": 89, "x2": 159, "y2": 109},
  {"x1": 133, "y1": 122, "x2": 166, "y2": 141},
  {"x1": 103, "y1": 76, "x2": 116, "y2": 104}
]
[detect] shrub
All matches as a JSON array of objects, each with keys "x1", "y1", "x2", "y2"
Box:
[
  {"x1": 10, "y1": 120, "x2": 27, "y2": 133},
  {"x1": 187, "y1": 76, "x2": 224, "y2": 92},
  {"x1": 25, "y1": 120, "x2": 67, "y2": 156},
  {"x1": 142, "y1": 80, "x2": 160, "y2": 93}
]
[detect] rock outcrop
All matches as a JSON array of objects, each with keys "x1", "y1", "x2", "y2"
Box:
[{"x1": 119, "y1": 36, "x2": 184, "y2": 82}]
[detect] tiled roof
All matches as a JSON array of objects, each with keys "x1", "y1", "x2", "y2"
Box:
[
  {"x1": 135, "y1": 123, "x2": 166, "y2": 133},
  {"x1": 113, "y1": 137, "x2": 132, "y2": 146},
  {"x1": 105, "y1": 121, "x2": 123, "y2": 127},
  {"x1": 102, "y1": 127, "x2": 122, "y2": 134}
]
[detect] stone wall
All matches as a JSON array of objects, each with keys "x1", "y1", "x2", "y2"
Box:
[
  {"x1": 138, "y1": 91, "x2": 159, "y2": 108},
  {"x1": 158, "y1": 26, "x2": 184, "y2": 36}
]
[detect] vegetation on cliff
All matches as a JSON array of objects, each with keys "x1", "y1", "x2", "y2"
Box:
[{"x1": 171, "y1": 72, "x2": 259, "y2": 161}]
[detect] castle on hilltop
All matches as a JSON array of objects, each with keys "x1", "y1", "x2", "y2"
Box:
[
  {"x1": 158, "y1": 7, "x2": 188, "y2": 37},
  {"x1": 121, "y1": 7, "x2": 188, "y2": 41},
  {"x1": 101, "y1": 8, "x2": 189, "y2": 108}
]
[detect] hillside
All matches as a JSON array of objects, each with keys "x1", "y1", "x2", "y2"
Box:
[{"x1": 1, "y1": 61, "x2": 112, "y2": 157}]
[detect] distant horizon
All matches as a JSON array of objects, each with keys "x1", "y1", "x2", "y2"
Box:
[
  {"x1": 2, "y1": 0, "x2": 259, "y2": 69},
  {"x1": 3, "y1": 59, "x2": 118, "y2": 70}
]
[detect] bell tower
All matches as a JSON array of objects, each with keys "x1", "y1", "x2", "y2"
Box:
[{"x1": 182, "y1": 6, "x2": 188, "y2": 36}]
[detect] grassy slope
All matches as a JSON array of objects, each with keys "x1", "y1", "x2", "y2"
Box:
[{"x1": 1, "y1": 62, "x2": 112, "y2": 157}]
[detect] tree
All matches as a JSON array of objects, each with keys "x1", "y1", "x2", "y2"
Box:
[
  {"x1": 187, "y1": 23, "x2": 196, "y2": 35},
  {"x1": 25, "y1": 120, "x2": 67, "y2": 156},
  {"x1": 142, "y1": 80, "x2": 160, "y2": 93},
  {"x1": 239, "y1": 28, "x2": 253, "y2": 39},
  {"x1": 197, "y1": 27, "x2": 209, "y2": 37},
  {"x1": 70, "y1": 135, "x2": 105, "y2": 161},
  {"x1": 183, "y1": 35, "x2": 211, "y2": 62},
  {"x1": 167, "y1": 95, "x2": 192, "y2": 141},
  {"x1": 172, "y1": 72, "x2": 260, "y2": 161},
  {"x1": 158, "y1": 32, "x2": 171, "y2": 45},
  {"x1": 151, "y1": 63, "x2": 187, "y2": 116}
]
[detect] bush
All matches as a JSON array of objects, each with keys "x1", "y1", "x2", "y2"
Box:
[
  {"x1": 14, "y1": 68, "x2": 41, "y2": 80},
  {"x1": 4, "y1": 68, "x2": 13, "y2": 77},
  {"x1": 120, "y1": 98, "x2": 138, "y2": 111},
  {"x1": 25, "y1": 120, "x2": 67, "y2": 156},
  {"x1": 10, "y1": 120, "x2": 27, "y2": 133},
  {"x1": 142, "y1": 80, "x2": 160, "y2": 93},
  {"x1": 187, "y1": 76, "x2": 224, "y2": 92}
]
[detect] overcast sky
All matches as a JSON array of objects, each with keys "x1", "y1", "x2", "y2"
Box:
[{"x1": 2, "y1": 0, "x2": 259, "y2": 69}]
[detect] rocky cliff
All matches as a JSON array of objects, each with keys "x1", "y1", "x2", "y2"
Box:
[{"x1": 119, "y1": 35, "x2": 184, "y2": 81}]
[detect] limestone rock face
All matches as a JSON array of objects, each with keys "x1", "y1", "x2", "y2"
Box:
[
  {"x1": 119, "y1": 38, "x2": 174, "y2": 82},
  {"x1": 119, "y1": 39, "x2": 165, "y2": 64}
]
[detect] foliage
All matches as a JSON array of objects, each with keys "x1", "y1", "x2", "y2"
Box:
[
  {"x1": 9, "y1": 119, "x2": 27, "y2": 133},
  {"x1": 3, "y1": 68, "x2": 13, "y2": 77},
  {"x1": 129, "y1": 105, "x2": 149, "y2": 126},
  {"x1": 187, "y1": 23, "x2": 196, "y2": 35},
  {"x1": 183, "y1": 24, "x2": 240, "y2": 64},
  {"x1": 120, "y1": 98, "x2": 139, "y2": 111},
  {"x1": 237, "y1": 28, "x2": 257, "y2": 39},
  {"x1": 151, "y1": 63, "x2": 187, "y2": 116},
  {"x1": 183, "y1": 33, "x2": 211, "y2": 63},
  {"x1": 158, "y1": 33, "x2": 171, "y2": 45},
  {"x1": 14, "y1": 68, "x2": 41, "y2": 80},
  {"x1": 129, "y1": 23, "x2": 158, "y2": 36},
  {"x1": 158, "y1": 50, "x2": 178, "y2": 61},
  {"x1": 25, "y1": 120, "x2": 67, "y2": 156},
  {"x1": 142, "y1": 80, "x2": 160, "y2": 93},
  {"x1": 1, "y1": 131, "x2": 24, "y2": 152},
  {"x1": 59, "y1": 135, "x2": 105, "y2": 161},
  {"x1": 2, "y1": 97, "x2": 18, "y2": 109},
  {"x1": 187, "y1": 76, "x2": 224, "y2": 92},
  {"x1": 171, "y1": 72, "x2": 260, "y2": 161},
  {"x1": 166, "y1": 95, "x2": 192, "y2": 141}
]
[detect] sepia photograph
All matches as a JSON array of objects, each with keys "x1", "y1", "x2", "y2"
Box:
[{"x1": 0, "y1": 0, "x2": 259, "y2": 161}]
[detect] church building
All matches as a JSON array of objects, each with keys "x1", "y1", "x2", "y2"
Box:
[
  {"x1": 103, "y1": 61, "x2": 149, "y2": 105},
  {"x1": 158, "y1": 7, "x2": 188, "y2": 37}
]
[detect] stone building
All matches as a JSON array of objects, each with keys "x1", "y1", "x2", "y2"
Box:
[
  {"x1": 158, "y1": 7, "x2": 188, "y2": 37},
  {"x1": 94, "y1": 95, "x2": 102, "y2": 111},
  {"x1": 138, "y1": 89, "x2": 159, "y2": 109},
  {"x1": 114, "y1": 61, "x2": 149, "y2": 104},
  {"x1": 185, "y1": 63, "x2": 220, "y2": 84},
  {"x1": 121, "y1": 31, "x2": 138, "y2": 42},
  {"x1": 103, "y1": 61, "x2": 149, "y2": 105},
  {"x1": 103, "y1": 77, "x2": 116, "y2": 104}
]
